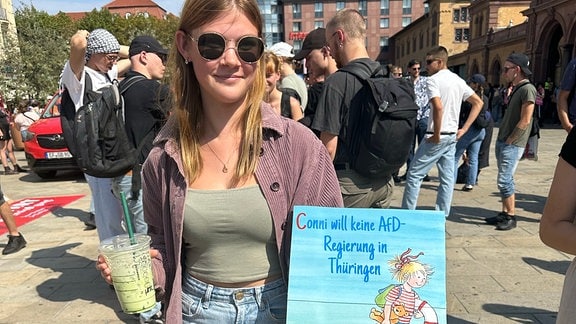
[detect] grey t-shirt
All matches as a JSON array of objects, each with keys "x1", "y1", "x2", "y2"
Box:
[
  {"x1": 311, "y1": 58, "x2": 381, "y2": 164},
  {"x1": 498, "y1": 80, "x2": 536, "y2": 147},
  {"x1": 281, "y1": 73, "x2": 308, "y2": 110},
  {"x1": 182, "y1": 185, "x2": 281, "y2": 283}
]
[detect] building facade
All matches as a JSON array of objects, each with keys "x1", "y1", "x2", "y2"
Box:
[
  {"x1": 280, "y1": 0, "x2": 428, "y2": 63},
  {"x1": 103, "y1": 0, "x2": 167, "y2": 19},
  {"x1": 390, "y1": 0, "x2": 475, "y2": 73},
  {"x1": 0, "y1": 0, "x2": 16, "y2": 54}
]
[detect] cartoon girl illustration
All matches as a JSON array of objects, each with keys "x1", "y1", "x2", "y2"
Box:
[{"x1": 370, "y1": 248, "x2": 438, "y2": 324}]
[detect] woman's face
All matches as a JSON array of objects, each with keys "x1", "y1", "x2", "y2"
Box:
[
  {"x1": 181, "y1": 10, "x2": 260, "y2": 106},
  {"x1": 265, "y1": 69, "x2": 280, "y2": 94}
]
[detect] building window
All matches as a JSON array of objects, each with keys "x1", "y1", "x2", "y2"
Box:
[
  {"x1": 293, "y1": 3, "x2": 301, "y2": 19},
  {"x1": 380, "y1": 36, "x2": 389, "y2": 51},
  {"x1": 293, "y1": 22, "x2": 301, "y2": 32},
  {"x1": 453, "y1": 7, "x2": 470, "y2": 22},
  {"x1": 358, "y1": 0, "x2": 367, "y2": 16},
  {"x1": 454, "y1": 28, "x2": 470, "y2": 42},
  {"x1": 314, "y1": 2, "x2": 323, "y2": 18},
  {"x1": 336, "y1": 1, "x2": 345, "y2": 11},
  {"x1": 419, "y1": 34, "x2": 424, "y2": 49},
  {"x1": 402, "y1": 0, "x2": 412, "y2": 15},
  {"x1": 380, "y1": 0, "x2": 389, "y2": 15},
  {"x1": 380, "y1": 18, "x2": 389, "y2": 28},
  {"x1": 402, "y1": 17, "x2": 411, "y2": 27},
  {"x1": 314, "y1": 21, "x2": 324, "y2": 29}
]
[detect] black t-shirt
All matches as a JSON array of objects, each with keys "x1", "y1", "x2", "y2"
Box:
[
  {"x1": 561, "y1": 126, "x2": 576, "y2": 168},
  {"x1": 311, "y1": 58, "x2": 381, "y2": 163},
  {"x1": 122, "y1": 71, "x2": 171, "y2": 164}
]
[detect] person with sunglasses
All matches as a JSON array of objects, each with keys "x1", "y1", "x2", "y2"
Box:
[
  {"x1": 96, "y1": 0, "x2": 343, "y2": 323},
  {"x1": 485, "y1": 53, "x2": 536, "y2": 230},
  {"x1": 60, "y1": 29, "x2": 130, "y2": 243}
]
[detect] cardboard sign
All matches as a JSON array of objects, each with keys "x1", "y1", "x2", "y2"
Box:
[
  {"x1": 0, "y1": 195, "x2": 85, "y2": 235},
  {"x1": 287, "y1": 206, "x2": 446, "y2": 324}
]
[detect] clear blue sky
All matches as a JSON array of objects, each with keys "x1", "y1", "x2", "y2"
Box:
[{"x1": 15, "y1": 0, "x2": 185, "y2": 16}]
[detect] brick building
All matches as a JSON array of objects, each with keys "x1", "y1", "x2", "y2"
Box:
[{"x1": 280, "y1": 0, "x2": 428, "y2": 63}]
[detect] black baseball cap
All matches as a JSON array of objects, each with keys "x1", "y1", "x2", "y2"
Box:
[
  {"x1": 506, "y1": 53, "x2": 532, "y2": 76},
  {"x1": 294, "y1": 28, "x2": 326, "y2": 61},
  {"x1": 129, "y1": 35, "x2": 168, "y2": 57}
]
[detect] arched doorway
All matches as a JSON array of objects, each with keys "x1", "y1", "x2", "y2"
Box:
[
  {"x1": 491, "y1": 59, "x2": 502, "y2": 87},
  {"x1": 538, "y1": 23, "x2": 563, "y2": 84}
]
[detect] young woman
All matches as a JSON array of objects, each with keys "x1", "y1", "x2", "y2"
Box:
[
  {"x1": 97, "y1": 0, "x2": 343, "y2": 323},
  {"x1": 263, "y1": 51, "x2": 303, "y2": 121},
  {"x1": 539, "y1": 127, "x2": 576, "y2": 324}
]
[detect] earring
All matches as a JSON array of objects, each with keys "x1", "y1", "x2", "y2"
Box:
[{"x1": 184, "y1": 58, "x2": 189, "y2": 65}]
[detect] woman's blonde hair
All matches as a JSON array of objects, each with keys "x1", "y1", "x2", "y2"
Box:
[
  {"x1": 168, "y1": 0, "x2": 266, "y2": 184},
  {"x1": 264, "y1": 51, "x2": 282, "y2": 75}
]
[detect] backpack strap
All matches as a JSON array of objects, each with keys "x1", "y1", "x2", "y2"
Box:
[{"x1": 340, "y1": 62, "x2": 384, "y2": 82}]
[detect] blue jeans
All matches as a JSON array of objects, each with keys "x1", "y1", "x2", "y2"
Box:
[
  {"x1": 84, "y1": 174, "x2": 124, "y2": 241},
  {"x1": 495, "y1": 140, "x2": 524, "y2": 198},
  {"x1": 402, "y1": 134, "x2": 457, "y2": 217},
  {"x1": 454, "y1": 127, "x2": 486, "y2": 186},
  {"x1": 182, "y1": 273, "x2": 287, "y2": 323},
  {"x1": 111, "y1": 174, "x2": 147, "y2": 235}
]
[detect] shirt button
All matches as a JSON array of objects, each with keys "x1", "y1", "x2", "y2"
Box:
[
  {"x1": 234, "y1": 291, "x2": 244, "y2": 300},
  {"x1": 270, "y1": 182, "x2": 280, "y2": 192}
]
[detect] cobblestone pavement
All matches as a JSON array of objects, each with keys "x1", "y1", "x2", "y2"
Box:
[{"x1": 0, "y1": 126, "x2": 569, "y2": 323}]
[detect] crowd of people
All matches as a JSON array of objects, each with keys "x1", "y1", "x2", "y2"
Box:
[{"x1": 0, "y1": 0, "x2": 574, "y2": 322}]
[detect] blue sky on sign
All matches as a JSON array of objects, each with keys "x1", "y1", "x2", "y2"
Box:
[{"x1": 14, "y1": 0, "x2": 184, "y2": 16}]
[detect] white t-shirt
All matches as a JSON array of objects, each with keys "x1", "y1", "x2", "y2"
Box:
[
  {"x1": 60, "y1": 61, "x2": 118, "y2": 110},
  {"x1": 14, "y1": 111, "x2": 40, "y2": 131},
  {"x1": 426, "y1": 69, "x2": 474, "y2": 134}
]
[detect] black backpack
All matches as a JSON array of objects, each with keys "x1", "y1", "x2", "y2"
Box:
[
  {"x1": 60, "y1": 73, "x2": 145, "y2": 178},
  {"x1": 340, "y1": 64, "x2": 419, "y2": 178}
]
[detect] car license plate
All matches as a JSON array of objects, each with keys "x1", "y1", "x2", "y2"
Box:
[{"x1": 46, "y1": 151, "x2": 73, "y2": 159}]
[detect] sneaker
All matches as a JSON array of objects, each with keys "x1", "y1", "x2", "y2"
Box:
[
  {"x1": 84, "y1": 212, "x2": 96, "y2": 230},
  {"x1": 140, "y1": 311, "x2": 163, "y2": 324},
  {"x1": 3, "y1": 168, "x2": 18, "y2": 175},
  {"x1": 462, "y1": 184, "x2": 473, "y2": 192},
  {"x1": 393, "y1": 175, "x2": 402, "y2": 184},
  {"x1": 496, "y1": 215, "x2": 517, "y2": 231},
  {"x1": 14, "y1": 164, "x2": 27, "y2": 173},
  {"x1": 485, "y1": 212, "x2": 507, "y2": 225},
  {"x1": 2, "y1": 233, "x2": 27, "y2": 255}
]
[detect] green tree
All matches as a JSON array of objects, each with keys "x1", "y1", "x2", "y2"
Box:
[
  {"x1": 11, "y1": 5, "x2": 179, "y2": 99},
  {"x1": 14, "y1": 5, "x2": 76, "y2": 100}
]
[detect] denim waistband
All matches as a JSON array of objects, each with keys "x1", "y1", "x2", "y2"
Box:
[{"x1": 183, "y1": 272, "x2": 286, "y2": 304}]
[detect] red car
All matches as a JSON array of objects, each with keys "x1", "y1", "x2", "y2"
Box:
[{"x1": 23, "y1": 93, "x2": 79, "y2": 179}]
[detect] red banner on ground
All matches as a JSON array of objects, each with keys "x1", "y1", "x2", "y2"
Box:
[{"x1": 0, "y1": 195, "x2": 85, "y2": 235}]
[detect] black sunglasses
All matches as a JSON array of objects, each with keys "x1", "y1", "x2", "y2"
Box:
[{"x1": 187, "y1": 32, "x2": 264, "y2": 64}]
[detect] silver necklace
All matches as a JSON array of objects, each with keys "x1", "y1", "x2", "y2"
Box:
[{"x1": 205, "y1": 142, "x2": 235, "y2": 173}]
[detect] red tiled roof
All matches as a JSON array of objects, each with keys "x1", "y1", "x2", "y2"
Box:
[
  {"x1": 65, "y1": 12, "x2": 87, "y2": 21},
  {"x1": 103, "y1": 0, "x2": 165, "y2": 12}
]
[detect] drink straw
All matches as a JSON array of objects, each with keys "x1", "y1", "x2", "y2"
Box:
[{"x1": 120, "y1": 192, "x2": 137, "y2": 245}]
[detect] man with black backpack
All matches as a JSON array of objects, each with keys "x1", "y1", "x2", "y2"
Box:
[
  {"x1": 111, "y1": 35, "x2": 170, "y2": 237},
  {"x1": 312, "y1": 9, "x2": 406, "y2": 208},
  {"x1": 60, "y1": 29, "x2": 131, "y2": 241}
]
